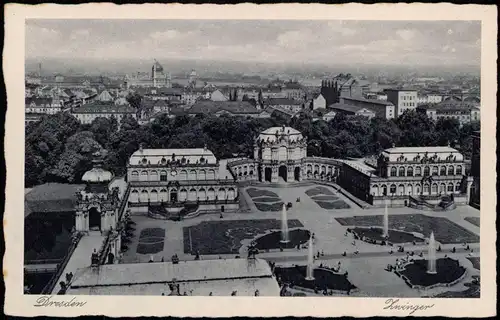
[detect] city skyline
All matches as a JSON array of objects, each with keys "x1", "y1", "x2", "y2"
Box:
[{"x1": 26, "y1": 19, "x2": 481, "y2": 67}]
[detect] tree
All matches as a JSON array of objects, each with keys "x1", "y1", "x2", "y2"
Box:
[
  {"x1": 120, "y1": 115, "x2": 139, "y2": 131},
  {"x1": 396, "y1": 110, "x2": 437, "y2": 147},
  {"x1": 90, "y1": 117, "x2": 118, "y2": 148},
  {"x1": 126, "y1": 92, "x2": 143, "y2": 109},
  {"x1": 48, "y1": 131, "x2": 102, "y2": 183},
  {"x1": 435, "y1": 118, "x2": 461, "y2": 147}
]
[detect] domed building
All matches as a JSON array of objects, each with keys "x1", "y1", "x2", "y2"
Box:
[
  {"x1": 75, "y1": 150, "x2": 120, "y2": 235},
  {"x1": 254, "y1": 126, "x2": 307, "y2": 182},
  {"x1": 228, "y1": 126, "x2": 341, "y2": 184}
]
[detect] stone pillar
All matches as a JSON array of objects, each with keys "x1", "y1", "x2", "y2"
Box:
[
  {"x1": 466, "y1": 176, "x2": 473, "y2": 203},
  {"x1": 84, "y1": 211, "x2": 89, "y2": 232},
  {"x1": 271, "y1": 166, "x2": 279, "y2": 183},
  {"x1": 288, "y1": 165, "x2": 294, "y2": 182},
  {"x1": 75, "y1": 211, "x2": 82, "y2": 232}
]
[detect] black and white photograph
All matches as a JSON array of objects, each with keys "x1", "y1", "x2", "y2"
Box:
[{"x1": 4, "y1": 3, "x2": 497, "y2": 318}]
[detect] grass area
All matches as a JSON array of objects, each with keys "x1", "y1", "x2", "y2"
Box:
[
  {"x1": 274, "y1": 266, "x2": 356, "y2": 292},
  {"x1": 336, "y1": 214, "x2": 480, "y2": 244},
  {"x1": 254, "y1": 202, "x2": 285, "y2": 212},
  {"x1": 467, "y1": 257, "x2": 480, "y2": 270},
  {"x1": 252, "y1": 197, "x2": 283, "y2": 203},
  {"x1": 254, "y1": 229, "x2": 310, "y2": 250},
  {"x1": 305, "y1": 186, "x2": 334, "y2": 197},
  {"x1": 315, "y1": 200, "x2": 351, "y2": 210},
  {"x1": 183, "y1": 219, "x2": 304, "y2": 255},
  {"x1": 464, "y1": 217, "x2": 480, "y2": 227},
  {"x1": 306, "y1": 186, "x2": 350, "y2": 210},
  {"x1": 246, "y1": 188, "x2": 279, "y2": 198},
  {"x1": 311, "y1": 195, "x2": 340, "y2": 201},
  {"x1": 352, "y1": 227, "x2": 424, "y2": 244},
  {"x1": 136, "y1": 228, "x2": 165, "y2": 255}
]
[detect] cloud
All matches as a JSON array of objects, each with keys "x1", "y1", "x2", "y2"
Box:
[
  {"x1": 25, "y1": 20, "x2": 480, "y2": 66},
  {"x1": 150, "y1": 30, "x2": 182, "y2": 40},
  {"x1": 396, "y1": 29, "x2": 417, "y2": 41}
]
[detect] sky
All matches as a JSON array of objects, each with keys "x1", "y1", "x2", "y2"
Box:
[{"x1": 25, "y1": 19, "x2": 481, "y2": 67}]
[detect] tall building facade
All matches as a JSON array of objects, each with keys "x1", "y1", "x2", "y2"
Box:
[
  {"x1": 385, "y1": 89, "x2": 418, "y2": 117},
  {"x1": 126, "y1": 147, "x2": 239, "y2": 213},
  {"x1": 470, "y1": 131, "x2": 480, "y2": 208}
]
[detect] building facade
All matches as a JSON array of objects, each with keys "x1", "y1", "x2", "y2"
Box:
[
  {"x1": 266, "y1": 98, "x2": 303, "y2": 113},
  {"x1": 339, "y1": 96, "x2": 395, "y2": 119},
  {"x1": 328, "y1": 103, "x2": 376, "y2": 119},
  {"x1": 25, "y1": 97, "x2": 63, "y2": 115},
  {"x1": 228, "y1": 126, "x2": 341, "y2": 184},
  {"x1": 385, "y1": 89, "x2": 418, "y2": 117},
  {"x1": 71, "y1": 104, "x2": 137, "y2": 125},
  {"x1": 416, "y1": 101, "x2": 480, "y2": 125},
  {"x1": 339, "y1": 146, "x2": 473, "y2": 207},
  {"x1": 126, "y1": 147, "x2": 239, "y2": 213}
]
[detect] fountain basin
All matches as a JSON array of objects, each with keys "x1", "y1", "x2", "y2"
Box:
[
  {"x1": 274, "y1": 265, "x2": 357, "y2": 293},
  {"x1": 395, "y1": 257, "x2": 467, "y2": 289},
  {"x1": 351, "y1": 227, "x2": 424, "y2": 245},
  {"x1": 254, "y1": 229, "x2": 311, "y2": 250}
]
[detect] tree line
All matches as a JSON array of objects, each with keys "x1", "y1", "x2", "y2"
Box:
[{"x1": 25, "y1": 110, "x2": 479, "y2": 187}]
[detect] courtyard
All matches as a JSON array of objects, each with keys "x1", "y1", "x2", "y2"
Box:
[{"x1": 119, "y1": 182, "x2": 481, "y2": 297}]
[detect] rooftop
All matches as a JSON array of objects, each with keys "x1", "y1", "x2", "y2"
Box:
[
  {"x1": 341, "y1": 96, "x2": 394, "y2": 106},
  {"x1": 189, "y1": 101, "x2": 260, "y2": 114},
  {"x1": 328, "y1": 102, "x2": 368, "y2": 113},
  {"x1": 72, "y1": 104, "x2": 136, "y2": 114},
  {"x1": 25, "y1": 183, "x2": 86, "y2": 217},
  {"x1": 70, "y1": 258, "x2": 274, "y2": 287},
  {"x1": 267, "y1": 98, "x2": 302, "y2": 105},
  {"x1": 129, "y1": 148, "x2": 217, "y2": 165},
  {"x1": 384, "y1": 146, "x2": 459, "y2": 154}
]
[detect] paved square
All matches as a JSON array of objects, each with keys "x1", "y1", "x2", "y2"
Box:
[
  {"x1": 183, "y1": 219, "x2": 304, "y2": 254},
  {"x1": 335, "y1": 214, "x2": 480, "y2": 244},
  {"x1": 118, "y1": 182, "x2": 480, "y2": 297}
]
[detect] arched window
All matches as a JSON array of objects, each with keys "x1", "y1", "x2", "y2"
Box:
[
  {"x1": 131, "y1": 171, "x2": 139, "y2": 181},
  {"x1": 447, "y1": 166, "x2": 454, "y2": 175},
  {"x1": 431, "y1": 183, "x2": 438, "y2": 194},
  {"x1": 188, "y1": 188, "x2": 197, "y2": 201},
  {"x1": 440, "y1": 166, "x2": 446, "y2": 175},
  {"x1": 140, "y1": 190, "x2": 149, "y2": 203},
  {"x1": 390, "y1": 184, "x2": 397, "y2": 194},
  {"x1": 371, "y1": 185, "x2": 379, "y2": 196},
  {"x1": 447, "y1": 183, "x2": 454, "y2": 192},
  {"x1": 160, "y1": 170, "x2": 167, "y2": 181},
  {"x1": 423, "y1": 166, "x2": 430, "y2": 176},
  {"x1": 189, "y1": 170, "x2": 197, "y2": 180},
  {"x1": 382, "y1": 185, "x2": 387, "y2": 196},
  {"x1": 141, "y1": 170, "x2": 148, "y2": 181},
  {"x1": 415, "y1": 166, "x2": 421, "y2": 176},
  {"x1": 198, "y1": 188, "x2": 206, "y2": 201},
  {"x1": 423, "y1": 184, "x2": 430, "y2": 194},
  {"x1": 456, "y1": 165, "x2": 462, "y2": 175},
  {"x1": 398, "y1": 184, "x2": 405, "y2": 195},
  {"x1": 407, "y1": 167, "x2": 414, "y2": 177},
  {"x1": 455, "y1": 183, "x2": 461, "y2": 192},
  {"x1": 150, "y1": 170, "x2": 158, "y2": 181},
  {"x1": 439, "y1": 183, "x2": 446, "y2": 193},
  {"x1": 150, "y1": 190, "x2": 158, "y2": 202},
  {"x1": 130, "y1": 190, "x2": 139, "y2": 203},
  {"x1": 179, "y1": 170, "x2": 187, "y2": 180},
  {"x1": 390, "y1": 167, "x2": 397, "y2": 177},
  {"x1": 398, "y1": 167, "x2": 405, "y2": 177},
  {"x1": 415, "y1": 184, "x2": 421, "y2": 195},
  {"x1": 432, "y1": 166, "x2": 438, "y2": 176}
]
